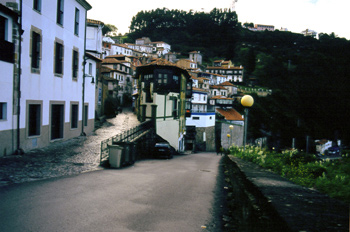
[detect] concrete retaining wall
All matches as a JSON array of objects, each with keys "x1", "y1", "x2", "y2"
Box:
[{"x1": 224, "y1": 155, "x2": 349, "y2": 232}]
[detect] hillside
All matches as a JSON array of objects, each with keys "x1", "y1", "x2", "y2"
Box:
[{"x1": 127, "y1": 8, "x2": 350, "y2": 149}]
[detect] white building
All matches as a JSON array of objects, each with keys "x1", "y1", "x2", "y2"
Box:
[
  {"x1": 0, "y1": 0, "x2": 93, "y2": 155},
  {"x1": 111, "y1": 43, "x2": 133, "y2": 56},
  {"x1": 86, "y1": 19, "x2": 104, "y2": 58},
  {"x1": 151, "y1": 41, "x2": 171, "y2": 56},
  {"x1": 0, "y1": 3, "x2": 19, "y2": 156},
  {"x1": 186, "y1": 88, "x2": 216, "y2": 151}
]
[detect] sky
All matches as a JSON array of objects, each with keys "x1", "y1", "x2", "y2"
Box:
[{"x1": 87, "y1": 0, "x2": 350, "y2": 40}]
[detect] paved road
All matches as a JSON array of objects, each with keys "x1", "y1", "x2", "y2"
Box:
[{"x1": 0, "y1": 152, "x2": 224, "y2": 232}]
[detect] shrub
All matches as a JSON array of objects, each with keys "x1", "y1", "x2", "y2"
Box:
[{"x1": 229, "y1": 145, "x2": 350, "y2": 203}]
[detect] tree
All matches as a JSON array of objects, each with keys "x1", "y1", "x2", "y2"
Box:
[{"x1": 102, "y1": 24, "x2": 118, "y2": 36}]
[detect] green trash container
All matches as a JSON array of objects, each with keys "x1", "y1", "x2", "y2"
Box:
[{"x1": 108, "y1": 144, "x2": 123, "y2": 168}]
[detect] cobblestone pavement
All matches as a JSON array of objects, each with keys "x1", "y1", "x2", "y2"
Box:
[{"x1": 0, "y1": 108, "x2": 140, "y2": 187}]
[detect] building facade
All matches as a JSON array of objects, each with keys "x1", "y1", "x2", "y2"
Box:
[
  {"x1": 0, "y1": 0, "x2": 93, "y2": 155},
  {"x1": 0, "y1": 3, "x2": 19, "y2": 156},
  {"x1": 206, "y1": 60, "x2": 244, "y2": 82},
  {"x1": 135, "y1": 59, "x2": 192, "y2": 152}
]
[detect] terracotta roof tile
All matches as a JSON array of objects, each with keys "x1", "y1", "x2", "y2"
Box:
[
  {"x1": 219, "y1": 81, "x2": 235, "y2": 86},
  {"x1": 210, "y1": 85, "x2": 228, "y2": 90},
  {"x1": 102, "y1": 58, "x2": 122, "y2": 64},
  {"x1": 192, "y1": 87, "x2": 208, "y2": 93},
  {"x1": 146, "y1": 58, "x2": 178, "y2": 67},
  {"x1": 101, "y1": 66, "x2": 113, "y2": 72},
  {"x1": 211, "y1": 95, "x2": 233, "y2": 100},
  {"x1": 206, "y1": 66, "x2": 243, "y2": 70},
  {"x1": 87, "y1": 19, "x2": 104, "y2": 25},
  {"x1": 216, "y1": 108, "x2": 243, "y2": 121}
]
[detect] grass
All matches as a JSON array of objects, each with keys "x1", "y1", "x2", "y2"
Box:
[{"x1": 228, "y1": 145, "x2": 350, "y2": 204}]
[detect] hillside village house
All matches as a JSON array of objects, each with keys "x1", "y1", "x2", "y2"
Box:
[
  {"x1": 101, "y1": 56, "x2": 133, "y2": 106},
  {"x1": 189, "y1": 51, "x2": 202, "y2": 65},
  {"x1": 210, "y1": 85, "x2": 229, "y2": 97},
  {"x1": 196, "y1": 71, "x2": 227, "y2": 85},
  {"x1": 102, "y1": 36, "x2": 114, "y2": 58},
  {"x1": 186, "y1": 87, "x2": 216, "y2": 151},
  {"x1": 206, "y1": 60, "x2": 244, "y2": 82},
  {"x1": 135, "y1": 59, "x2": 192, "y2": 152},
  {"x1": 176, "y1": 58, "x2": 198, "y2": 72},
  {"x1": 218, "y1": 81, "x2": 238, "y2": 98},
  {"x1": 0, "y1": 0, "x2": 93, "y2": 156}
]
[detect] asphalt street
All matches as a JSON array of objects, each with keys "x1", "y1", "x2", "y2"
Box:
[{"x1": 0, "y1": 152, "x2": 225, "y2": 232}]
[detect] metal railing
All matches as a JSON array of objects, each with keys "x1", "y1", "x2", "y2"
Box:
[{"x1": 100, "y1": 119, "x2": 153, "y2": 164}]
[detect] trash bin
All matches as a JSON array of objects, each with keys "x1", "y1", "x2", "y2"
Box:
[{"x1": 108, "y1": 144, "x2": 123, "y2": 168}]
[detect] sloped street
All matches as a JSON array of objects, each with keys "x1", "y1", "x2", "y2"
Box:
[{"x1": 0, "y1": 108, "x2": 140, "y2": 186}]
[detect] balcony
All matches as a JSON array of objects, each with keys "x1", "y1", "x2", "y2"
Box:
[{"x1": 0, "y1": 39, "x2": 14, "y2": 63}]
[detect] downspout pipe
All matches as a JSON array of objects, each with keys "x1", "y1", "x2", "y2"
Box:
[
  {"x1": 81, "y1": 8, "x2": 88, "y2": 136},
  {"x1": 16, "y1": 0, "x2": 23, "y2": 155}
]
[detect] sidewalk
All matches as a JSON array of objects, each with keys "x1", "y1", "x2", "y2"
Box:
[{"x1": 0, "y1": 108, "x2": 140, "y2": 186}]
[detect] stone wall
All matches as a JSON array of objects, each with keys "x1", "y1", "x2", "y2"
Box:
[{"x1": 223, "y1": 155, "x2": 349, "y2": 232}]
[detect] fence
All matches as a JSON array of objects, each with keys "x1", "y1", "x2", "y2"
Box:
[{"x1": 100, "y1": 120, "x2": 153, "y2": 164}]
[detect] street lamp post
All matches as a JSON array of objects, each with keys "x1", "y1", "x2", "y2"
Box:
[{"x1": 241, "y1": 95, "x2": 254, "y2": 150}]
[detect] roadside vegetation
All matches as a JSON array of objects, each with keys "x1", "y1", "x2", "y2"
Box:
[{"x1": 227, "y1": 146, "x2": 350, "y2": 204}]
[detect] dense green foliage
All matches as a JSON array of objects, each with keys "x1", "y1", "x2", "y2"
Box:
[
  {"x1": 229, "y1": 146, "x2": 350, "y2": 203},
  {"x1": 127, "y1": 8, "x2": 350, "y2": 148},
  {"x1": 128, "y1": 8, "x2": 239, "y2": 61}
]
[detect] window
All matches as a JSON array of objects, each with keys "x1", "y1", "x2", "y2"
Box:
[
  {"x1": 28, "y1": 104, "x2": 41, "y2": 136},
  {"x1": 173, "y1": 75, "x2": 179, "y2": 84},
  {"x1": 72, "y1": 49, "x2": 78, "y2": 79},
  {"x1": 33, "y1": 0, "x2": 41, "y2": 12},
  {"x1": 71, "y1": 104, "x2": 78, "y2": 129},
  {"x1": 54, "y1": 40, "x2": 64, "y2": 75},
  {"x1": 158, "y1": 73, "x2": 163, "y2": 84},
  {"x1": 0, "y1": 103, "x2": 7, "y2": 120},
  {"x1": 157, "y1": 73, "x2": 168, "y2": 84},
  {"x1": 89, "y1": 63, "x2": 92, "y2": 75},
  {"x1": 0, "y1": 15, "x2": 7, "y2": 41},
  {"x1": 84, "y1": 105, "x2": 88, "y2": 127},
  {"x1": 31, "y1": 31, "x2": 41, "y2": 70},
  {"x1": 74, "y1": 8, "x2": 79, "y2": 35},
  {"x1": 193, "y1": 117, "x2": 200, "y2": 120},
  {"x1": 56, "y1": 0, "x2": 64, "y2": 26}
]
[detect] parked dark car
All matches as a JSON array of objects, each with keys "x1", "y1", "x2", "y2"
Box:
[
  {"x1": 154, "y1": 142, "x2": 173, "y2": 159},
  {"x1": 327, "y1": 146, "x2": 340, "y2": 155}
]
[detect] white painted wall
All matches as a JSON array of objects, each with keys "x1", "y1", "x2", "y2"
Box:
[
  {"x1": 20, "y1": 0, "x2": 89, "y2": 127},
  {"x1": 186, "y1": 113, "x2": 215, "y2": 128},
  {"x1": 5, "y1": 0, "x2": 94, "y2": 151},
  {"x1": 157, "y1": 119, "x2": 180, "y2": 150},
  {"x1": 0, "y1": 10, "x2": 14, "y2": 131},
  {"x1": 0, "y1": 62, "x2": 14, "y2": 131},
  {"x1": 86, "y1": 23, "x2": 103, "y2": 55}
]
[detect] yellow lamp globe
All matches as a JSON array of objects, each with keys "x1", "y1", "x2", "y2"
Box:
[{"x1": 241, "y1": 95, "x2": 254, "y2": 107}]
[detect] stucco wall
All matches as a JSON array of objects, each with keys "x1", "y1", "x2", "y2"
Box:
[
  {"x1": 156, "y1": 119, "x2": 179, "y2": 150},
  {"x1": 195, "y1": 126, "x2": 216, "y2": 152},
  {"x1": 221, "y1": 122, "x2": 244, "y2": 149}
]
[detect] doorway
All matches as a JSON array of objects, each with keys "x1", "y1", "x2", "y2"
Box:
[{"x1": 51, "y1": 104, "x2": 64, "y2": 140}]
